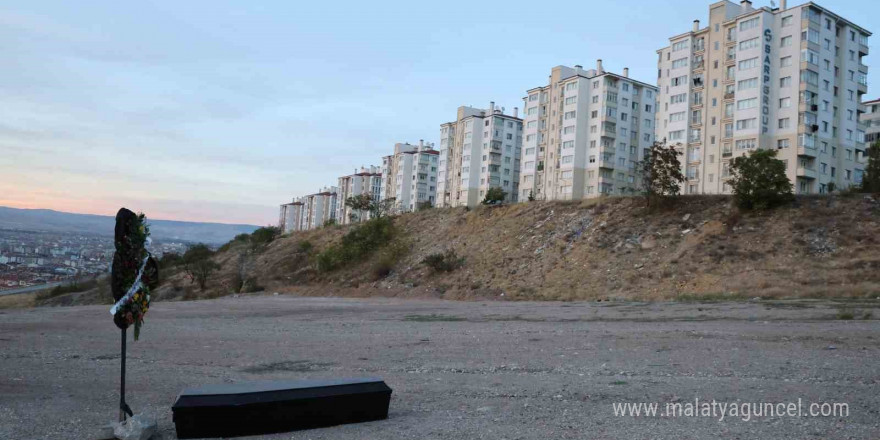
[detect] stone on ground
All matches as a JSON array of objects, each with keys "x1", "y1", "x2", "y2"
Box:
[{"x1": 112, "y1": 414, "x2": 157, "y2": 440}]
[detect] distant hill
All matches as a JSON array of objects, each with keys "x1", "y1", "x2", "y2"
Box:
[{"x1": 0, "y1": 206, "x2": 260, "y2": 244}]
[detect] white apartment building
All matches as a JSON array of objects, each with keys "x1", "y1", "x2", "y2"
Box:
[
  {"x1": 656, "y1": 0, "x2": 870, "y2": 194},
  {"x1": 278, "y1": 200, "x2": 305, "y2": 233},
  {"x1": 862, "y1": 98, "x2": 880, "y2": 146},
  {"x1": 437, "y1": 103, "x2": 523, "y2": 207},
  {"x1": 519, "y1": 62, "x2": 658, "y2": 201},
  {"x1": 380, "y1": 141, "x2": 439, "y2": 212},
  {"x1": 336, "y1": 166, "x2": 383, "y2": 224},
  {"x1": 300, "y1": 186, "x2": 338, "y2": 229}
]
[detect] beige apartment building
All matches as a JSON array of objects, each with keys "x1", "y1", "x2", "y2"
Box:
[
  {"x1": 656, "y1": 0, "x2": 871, "y2": 194},
  {"x1": 519, "y1": 62, "x2": 658, "y2": 201},
  {"x1": 278, "y1": 200, "x2": 305, "y2": 233},
  {"x1": 336, "y1": 166, "x2": 383, "y2": 224},
  {"x1": 437, "y1": 103, "x2": 523, "y2": 207},
  {"x1": 380, "y1": 141, "x2": 439, "y2": 212}
]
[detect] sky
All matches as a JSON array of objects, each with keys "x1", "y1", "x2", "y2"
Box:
[{"x1": 2, "y1": 0, "x2": 878, "y2": 225}]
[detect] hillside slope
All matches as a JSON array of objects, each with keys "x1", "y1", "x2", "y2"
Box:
[{"x1": 154, "y1": 194, "x2": 879, "y2": 302}]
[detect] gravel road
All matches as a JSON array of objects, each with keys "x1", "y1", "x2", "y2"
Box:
[{"x1": 1, "y1": 295, "x2": 878, "y2": 439}]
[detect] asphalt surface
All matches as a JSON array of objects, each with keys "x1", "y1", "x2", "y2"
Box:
[{"x1": 1, "y1": 295, "x2": 878, "y2": 439}]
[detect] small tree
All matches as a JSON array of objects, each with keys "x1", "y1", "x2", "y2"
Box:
[
  {"x1": 417, "y1": 200, "x2": 433, "y2": 211},
  {"x1": 182, "y1": 244, "x2": 220, "y2": 290},
  {"x1": 860, "y1": 141, "x2": 880, "y2": 193},
  {"x1": 729, "y1": 149, "x2": 794, "y2": 210},
  {"x1": 638, "y1": 141, "x2": 686, "y2": 207},
  {"x1": 527, "y1": 190, "x2": 536, "y2": 202},
  {"x1": 371, "y1": 198, "x2": 396, "y2": 218},
  {"x1": 345, "y1": 194, "x2": 373, "y2": 222},
  {"x1": 482, "y1": 187, "x2": 506, "y2": 205}
]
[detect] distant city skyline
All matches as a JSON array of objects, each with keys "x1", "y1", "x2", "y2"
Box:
[{"x1": 2, "y1": 0, "x2": 877, "y2": 225}]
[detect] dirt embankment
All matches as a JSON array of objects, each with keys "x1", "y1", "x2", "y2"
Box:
[{"x1": 30, "y1": 194, "x2": 880, "y2": 307}]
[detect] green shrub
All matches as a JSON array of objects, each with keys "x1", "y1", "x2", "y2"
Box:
[
  {"x1": 297, "y1": 240, "x2": 313, "y2": 254},
  {"x1": 36, "y1": 277, "x2": 102, "y2": 301},
  {"x1": 422, "y1": 250, "x2": 465, "y2": 273},
  {"x1": 218, "y1": 233, "x2": 251, "y2": 252},
  {"x1": 837, "y1": 309, "x2": 855, "y2": 320},
  {"x1": 250, "y1": 226, "x2": 280, "y2": 247},
  {"x1": 482, "y1": 187, "x2": 506, "y2": 205},
  {"x1": 316, "y1": 217, "x2": 396, "y2": 272},
  {"x1": 158, "y1": 252, "x2": 183, "y2": 269},
  {"x1": 729, "y1": 149, "x2": 794, "y2": 210},
  {"x1": 370, "y1": 239, "x2": 409, "y2": 280},
  {"x1": 859, "y1": 141, "x2": 880, "y2": 193},
  {"x1": 182, "y1": 244, "x2": 220, "y2": 290}
]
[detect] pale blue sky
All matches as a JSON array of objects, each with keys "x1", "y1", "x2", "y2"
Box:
[{"x1": 2, "y1": 0, "x2": 877, "y2": 224}]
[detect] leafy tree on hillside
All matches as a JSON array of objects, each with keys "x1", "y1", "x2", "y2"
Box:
[
  {"x1": 182, "y1": 244, "x2": 220, "y2": 290},
  {"x1": 860, "y1": 141, "x2": 880, "y2": 193},
  {"x1": 482, "y1": 187, "x2": 506, "y2": 205},
  {"x1": 345, "y1": 194, "x2": 396, "y2": 221},
  {"x1": 638, "y1": 140, "x2": 686, "y2": 208},
  {"x1": 729, "y1": 149, "x2": 794, "y2": 210},
  {"x1": 344, "y1": 194, "x2": 373, "y2": 222},
  {"x1": 527, "y1": 190, "x2": 536, "y2": 202}
]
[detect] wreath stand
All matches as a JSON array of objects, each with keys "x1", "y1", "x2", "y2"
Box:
[{"x1": 119, "y1": 328, "x2": 134, "y2": 422}]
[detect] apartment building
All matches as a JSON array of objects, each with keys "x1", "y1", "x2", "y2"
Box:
[
  {"x1": 862, "y1": 98, "x2": 880, "y2": 145},
  {"x1": 380, "y1": 141, "x2": 439, "y2": 212},
  {"x1": 519, "y1": 62, "x2": 657, "y2": 201},
  {"x1": 437, "y1": 103, "x2": 523, "y2": 207},
  {"x1": 300, "y1": 187, "x2": 338, "y2": 229},
  {"x1": 656, "y1": 0, "x2": 871, "y2": 194},
  {"x1": 336, "y1": 166, "x2": 383, "y2": 224},
  {"x1": 278, "y1": 200, "x2": 305, "y2": 233}
]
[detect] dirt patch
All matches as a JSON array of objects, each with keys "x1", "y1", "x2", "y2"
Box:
[{"x1": 242, "y1": 360, "x2": 336, "y2": 374}]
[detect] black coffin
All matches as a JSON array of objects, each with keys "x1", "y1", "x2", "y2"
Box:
[{"x1": 171, "y1": 377, "x2": 392, "y2": 439}]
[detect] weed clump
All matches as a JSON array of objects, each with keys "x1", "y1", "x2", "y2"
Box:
[{"x1": 422, "y1": 250, "x2": 465, "y2": 273}]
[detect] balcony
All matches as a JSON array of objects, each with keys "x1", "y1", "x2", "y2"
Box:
[
  {"x1": 796, "y1": 166, "x2": 817, "y2": 180},
  {"x1": 597, "y1": 158, "x2": 615, "y2": 169},
  {"x1": 723, "y1": 91, "x2": 735, "y2": 100},
  {"x1": 797, "y1": 145, "x2": 818, "y2": 158}
]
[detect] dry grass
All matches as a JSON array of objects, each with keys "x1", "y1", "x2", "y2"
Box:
[{"x1": 0, "y1": 293, "x2": 36, "y2": 309}]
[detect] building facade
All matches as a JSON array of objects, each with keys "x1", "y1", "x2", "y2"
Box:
[
  {"x1": 337, "y1": 166, "x2": 383, "y2": 224},
  {"x1": 519, "y1": 63, "x2": 658, "y2": 201},
  {"x1": 380, "y1": 141, "x2": 439, "y2": 212},
  {"x1": 437, "y1": 103, "x2": 523, "y2": 207},
  {"x1": 656, "y1": 0, "x2": 871, "y2": 194},
  {"x1": 301, "y1": 187, "x2": 338, "y2": 230},
  {"x1": 862, "y1": 98, "x2": 880, "y2": 146},
  {"x1": 278, "y1": 200, "x2": 305, "y2": 233}
]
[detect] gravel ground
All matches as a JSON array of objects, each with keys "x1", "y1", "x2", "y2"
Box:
[{"x1": 1, "y1": 295, "x2": 879, "y2": 439}]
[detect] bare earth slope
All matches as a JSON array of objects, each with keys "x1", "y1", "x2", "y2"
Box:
[{"x1": 169, "y1": 195, "x2": 880, "y2": 302}]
